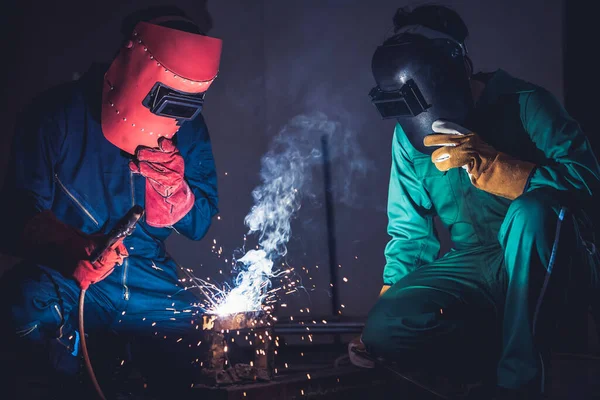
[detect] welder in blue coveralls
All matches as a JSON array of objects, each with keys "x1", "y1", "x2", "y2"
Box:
[{"x1": 0, "y1": 6, "x2": 222, "y2": 399}]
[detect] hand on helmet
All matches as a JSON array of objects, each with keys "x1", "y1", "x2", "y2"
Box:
[
  {"x1": 424, "y1": 120, "x2": 535, "y2": 200},
  {"x1": 129, "y1": 137, "x2": 195, "y2": 227}
]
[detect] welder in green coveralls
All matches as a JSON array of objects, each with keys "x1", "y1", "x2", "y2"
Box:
[{"x1": 349, "y1": 5, "x2": 600, "y2": 400}]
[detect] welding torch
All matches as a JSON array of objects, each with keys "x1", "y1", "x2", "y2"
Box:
[{"x1": 79, "y1": 205, "x2": 144, "y2": 400}]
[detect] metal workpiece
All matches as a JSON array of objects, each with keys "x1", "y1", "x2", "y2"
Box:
[{"x1": 198, "y1": 311, "x2": 276, "y2": 386}]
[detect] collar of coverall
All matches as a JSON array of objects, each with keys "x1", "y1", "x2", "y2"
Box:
[{"x1": 473, "y1": 69, "x2": 537, "y2": 109}]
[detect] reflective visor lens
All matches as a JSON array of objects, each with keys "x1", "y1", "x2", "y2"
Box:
[
  {"x1": 369, "y1": 79, "x2": 429, "y2": 119},
  {"x1": 143, "y1": 82, "x2": 205, "y2": 121},
  {"x1": 369, "y1": 88, "x2": 412, "y2": 119}
]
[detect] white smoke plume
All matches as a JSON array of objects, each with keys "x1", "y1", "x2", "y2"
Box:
[{"x1": 212, "y1": 112, "x2": 371, "y2": 315}]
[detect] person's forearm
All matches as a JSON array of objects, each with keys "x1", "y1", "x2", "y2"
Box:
[{"x1": 18, "y1": 210, "x2": 88, "y2": 270}]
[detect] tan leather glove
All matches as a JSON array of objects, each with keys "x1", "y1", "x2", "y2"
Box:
[
  {"x1": 379, "y1": 285, "x2": 391, "y2": 297},
  {"x1": 423, "y1": 120, "x2": 535, "y2": 200}
]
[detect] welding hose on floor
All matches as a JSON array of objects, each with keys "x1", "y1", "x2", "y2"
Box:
[
  {"x1": 79, "y1": 288, "x2": 107, "y2": 400},
  {"x1": 77, "y1": 205, "x2": 145, "y2": 400}
]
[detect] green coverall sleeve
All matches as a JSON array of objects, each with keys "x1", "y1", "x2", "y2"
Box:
[
  {"x1": 383, "y1": 127, "x2": 440, "y2": 285},
  {"x1": 522, "y1": 88, "x2": 600, "y2": 195}
]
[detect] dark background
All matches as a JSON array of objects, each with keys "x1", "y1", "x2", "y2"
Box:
[{"x1": 0, "y1": 0, "x2": 568, "y2": 321}]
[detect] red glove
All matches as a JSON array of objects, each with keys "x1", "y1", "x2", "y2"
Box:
[
  {"x1": 20, "y1": 211, "x2": 128, "y2": 289},
  {"x1": 129, "y1": 137, "x2": 195, "y2": 228},
  {"x1": 72, "y1": 237, "x2": 128, "y2": 290}
]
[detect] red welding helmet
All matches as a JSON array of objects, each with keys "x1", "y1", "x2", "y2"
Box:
[{"x1": 102, "y1": 21, "x2": 222, "y2": 154}]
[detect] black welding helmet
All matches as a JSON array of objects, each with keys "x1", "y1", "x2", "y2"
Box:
[{"x1": 369, "y1": 25, "x2": 473, "y2": 155}]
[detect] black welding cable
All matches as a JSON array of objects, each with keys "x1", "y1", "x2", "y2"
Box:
[
  {"x1": 378, "y1": 363, "x2": 450, "y2": 400},
  {"x1": 79, "y1": 288, "x2": 108, "y2": 400},
  {"x1": 348, "y1": 348, "x2": 450, "y2": 399}
]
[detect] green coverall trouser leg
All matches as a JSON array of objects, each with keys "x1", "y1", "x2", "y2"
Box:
[{"x1": 362, "y1": 189, "x2": 594, "y2": 391}]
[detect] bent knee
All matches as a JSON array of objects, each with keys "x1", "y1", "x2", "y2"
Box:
[
  {"x1": 508, "y1": 191, "x2": 556, "y2": 221},
  {"x1": 362, "y1": 299, "x2": 448, "y2": 357},
  {"x1": 503, "y1": 190, "x2": 565, "y2": 237},
  {"x1": 5, "y1": 294, "x2": 65, "y2": 343}
]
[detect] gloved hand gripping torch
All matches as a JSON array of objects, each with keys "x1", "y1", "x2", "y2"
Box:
[{"x1": 79, "y1": 205, "x2": 144, "y2": 400}]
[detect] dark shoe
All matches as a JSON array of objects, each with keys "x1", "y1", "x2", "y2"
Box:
[{"x1": 348, "y1": 336, "x2": 376, "y2": 368}]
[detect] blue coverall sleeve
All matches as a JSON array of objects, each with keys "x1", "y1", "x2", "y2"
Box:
[
  {"x1": 0, "y1": 100, "x2": 63, "y2": 255},
  {"x1": 383, "y1": 127, "x2": 440, "y2": 285},
  {"x1": 522, "y1": 88, "x2": 600, "y2": 195},
  {"x1": 172, "y1": 115, "x2": 219, "y2": 240}
]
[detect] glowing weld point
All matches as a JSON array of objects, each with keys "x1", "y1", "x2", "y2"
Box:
[
  {"x1": 307, "y1": 373, "x2": 311, "y2": 380},
  {"x1": 301, "y1": 389, "x2": 304, "y2": 395},
  {"x1": 121, "y1": 360, "x2": 125, "y2": 366},
  {"x1": 121, "y1": 311, "x2": 126, "y2": 315},
  {"x1": 285, "y1": 363, "x2": 289, "y2": 368},
  {"x1": 177, "y1": 338, "x2": 183, "y2": 343},
  {"x1": 197, "y1": 341, "x2": 202, "y2": 346},
  {"x1": 343, "y1": 277, "x2": 348, "y2": 282},
  {"x1": 152, "y1": 322, "x2": 156, "y2": 326}
]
